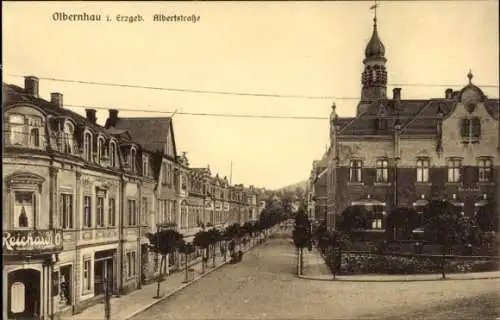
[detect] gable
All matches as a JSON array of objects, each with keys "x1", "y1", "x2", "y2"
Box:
[{"x1": 165, "y1": 123, "x2": 176, "y2": 158}]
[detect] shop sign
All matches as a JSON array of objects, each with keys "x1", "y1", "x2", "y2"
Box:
[
  {"x1": 223, "y1": 203, "x2": 230, "y2": 211},
  {"x1": 3, "y1": 229, "x2": 63, "y2": 253},
  {"x1": 215, "y1": 202, "x2": 222, "y2": 210}
]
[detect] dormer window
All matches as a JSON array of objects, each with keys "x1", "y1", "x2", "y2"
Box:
[
  {"x1": 142, "y1": 155, "x2": 149, "y2": 176},
  {"x1": 97, "y1": 137, "x2": 106, "y2": 164},
  {"x1": 109, "y1": 141, "x2": 116, "y2": 168},
  {"x1": 63, "y1": 122, "x2": 74, "y2": 153},
  {"x1": 9, "y1": 114, "x2": 26, "y2": 145},
  {"x1": 29, "y1": 128, "x2": 40, "y2": 147},
  {"x1": 460, "y1": 117, "x2": 481, "y2": 143},
  {"x1": 130, "y1": 148, "x2": 137, "y2": 172},
  {"x1": 83, "y1": 132, "x2": 92, "y2": 161}
]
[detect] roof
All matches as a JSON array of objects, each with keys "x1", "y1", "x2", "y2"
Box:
[
  {"x1": 3, "y1": 83, "x2": 105, "y2": 134},
  {"x1": 338, "y1": 96, "x2": 499, "y2": 136},
  {"x1": 110, "y1": 117, "x2": 173, "y2": 152}
]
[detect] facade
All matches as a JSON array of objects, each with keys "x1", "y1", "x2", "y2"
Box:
[
  {"x1": 2, "y1": 77, "x2": 257, "y2": 319},
  {"x1": 307, "y1": 156, "x2": 328, "y2": 222},
  {"x1": 326, "y1": 15, "x2": 499, "y2": 231}
]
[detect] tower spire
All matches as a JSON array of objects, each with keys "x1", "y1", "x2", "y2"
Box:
[{"x1": 371, "y1": 1, "x2": 378, "y2": 27}]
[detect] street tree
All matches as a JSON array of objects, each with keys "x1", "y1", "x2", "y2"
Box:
[
  {"x1": 178, "y1": 241, "x2": 196, "y2": 283},
  {"x1": 193, "y1": 230, "x2": 211, "y2": 273},
  {"x1": 146, "y1": 229, "x2": 183, "y2": 298},
  {"x1": 293, "y1": 209, "x2": 312, "y2": 275}
]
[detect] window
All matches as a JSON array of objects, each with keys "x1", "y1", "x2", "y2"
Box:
[
  {"x1": 109, "y1": 142, "x2": 116, "y2": 168},
  {"x1": 349, "y1": 160, "x2": 363, "y2": 182},
  {"x1": 447, "y1": 159, "x2": 462, "y2": 183},
  {"x1": 160, "y1": 200, "x2": 168, "y2": 223},
  {"x1": 416, "y1": 158, "x2": 430, "y2": 183},
  {"x1": 127, "y1": 252, "x2": 136, "y2": 278},
  {"x1": 141, "y1": 197, "x2": 148, "y2": 225},
  {"x1": 372, "y1": 218, "x2": 382, "y2": 229},
  {"x1": 478, "y1": 158, "x2": 493, "y2": 182},
  {"x1": 60, "y1": 194, "x2": 73, "y2": 229},
  {"x1": 128, "y1": 199, "x2": 136, "y2": 226},
  {"x1": 63, "y1": 122, "x2": 74, "y2": 153},
  {"x1": 14, "y1": 191, "x2": 36, "y2": 228},
  {"x1": 83, "y1": 132, "x2": 92, "y2": 161},
  {"x1": 460, "y1": 117, "x2": 481, "y2": 141},
  {"x1": 97, "y1": 137, "x2": 106, "y2": 164},
  {"x1": 9, "y1": 114, "x2": 25, "y2": 145},
  {"x1": 83, "y1": 196, "x2": 92, "y2": 228},
  {"x1": 167, "y1": 164, "x2": 173, "y2": 184},
  {"x1": 108, "y1": 198, "x2": 116, "y2": 226},
  {"x1": 142, "y1": 156, "x2": 149, "y2": 177},
  {"x1": 96, "y1": 196, "x2": 104, "y2": 227},
  {"x1": 162, "y1": 163, "x2": 168, "y2": 184},
  {"x1": 29, "y1": 128, "x2": 40, "y2": 147},
  {"x1": 83, "y1": 260, "x2": 91, "y2": 292},
  {"x1": 181, "y1": 202, "x2": 188, "y2": 228},
  {"x1": 376, "y1": 159, "x2": 389, "y2": 183},
  {"x1": 129, "y1": 148, "x2": 136, "y2": 172}
]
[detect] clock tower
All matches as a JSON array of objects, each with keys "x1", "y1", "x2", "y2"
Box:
[{"x1": 358, "y1": 9, "x2": 387, "y2": 115}]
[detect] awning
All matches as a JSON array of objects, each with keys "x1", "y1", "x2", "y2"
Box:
[
  {"x1": 475, "y1": 199, "x2": 488, "y2": 207},
  {"x1": 413, "y1": 199, "x2": 429, "y2": 207},
  {"x1": 351, "y1": 199, "x2": 386, "y2": 206},
  {"x1": 449, "y1": 200, "x2": 464, "y2": 207}
]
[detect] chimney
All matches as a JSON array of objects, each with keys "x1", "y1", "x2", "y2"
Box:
[
  {"x1": 85, "y1": 109, "x2": 97, "y2": 124},
  {"x1": 393, "y1": 88, "x2": 401, "y2": 101},
  {"x1": 106, "y1": 109, "x2": 119, "y2": 128},
  {"x1": 24, "y1": 76, "x2": 39, "y2": 98},
  {"x1": 50, "y1": 92, "x2": 63, "y2": 108},
  {"x1": 445, "y1": 88, "x2": 453, "y2": 100}
]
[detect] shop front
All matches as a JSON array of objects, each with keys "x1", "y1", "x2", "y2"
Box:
[
  {"x1": 2, "y1": 229, "x2": 63, "y2": 320},
  {"x1": 93, "y1": 249, "x2": 116, "y2": 297}
]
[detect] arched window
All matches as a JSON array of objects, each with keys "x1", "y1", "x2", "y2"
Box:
[
  {"x1": 83, "y1": 132, "x2": 92, "y2": 161},
  {"x1": 9, "y1": 114, "x2": 25, "y2": 145},
  {"x1": 29, "y1": 128, "x2": 40, "y2": 147},
  {"x1": 130, "y1": 148, "x2": 136, "y2": 172},
  {"x1": 63, "y1": 122, "x2": 74, "y2": 153},
  {"x1": 109, "y1": 142, "x2": 116, "y2": 168},
  {"x1": 97, "y1": 137, "x2": 106, "y2": 164}
]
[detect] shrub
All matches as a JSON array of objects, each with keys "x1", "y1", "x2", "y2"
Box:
[{"x1": 337, "y1": 253, "x2": 500, "y2": 275}]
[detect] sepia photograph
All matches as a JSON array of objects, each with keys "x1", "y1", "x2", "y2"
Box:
[{"x1": 2, "y1": 1, "x2": 499, "y2": 319}]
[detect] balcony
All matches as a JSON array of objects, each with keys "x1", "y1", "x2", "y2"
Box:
[{"x1": 3, "y1": 229, "x2": 63, "y2": 255}]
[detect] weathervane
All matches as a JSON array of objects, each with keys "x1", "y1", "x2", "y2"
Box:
[{"x1": 370, "y1": 0, "x2": 379, "y2": 25}]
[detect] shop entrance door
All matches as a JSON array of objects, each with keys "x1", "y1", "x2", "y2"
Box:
[
  {"x1": 8, "y1": 269, "x2": 41, "y2": 319},
  {"x1": 94, "y1": 250, "x2": 115, "y2": 296}
]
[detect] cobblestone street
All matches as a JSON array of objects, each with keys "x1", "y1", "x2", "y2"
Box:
[{"x1": 130, "y1": 231, "x2": 500, "y2": 320}]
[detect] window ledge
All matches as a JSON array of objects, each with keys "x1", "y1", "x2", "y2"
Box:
[
  {"x1": 347, "y1": 182, "x2": 364, "y2": 186},
  {"x1": 478, "y1": 181, "x2": 494, "y2": 186},
  {"x1": 415, "y1": 182, "x2": 432, "y2": 186},
  {"x1": 445, "y1": 182, "x2": 461, "y2": 186},
  {"x1": 374, "y1": 182, "x2": 391, "y2": 187}
]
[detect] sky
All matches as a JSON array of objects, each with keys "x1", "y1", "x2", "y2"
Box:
[{"x1": 3, "y1": 1, "x2": 499, "y2": 190}]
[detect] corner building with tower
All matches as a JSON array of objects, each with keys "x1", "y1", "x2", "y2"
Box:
[{"x1": 326, "y1": 14, "x2": 499, "y2": 231}]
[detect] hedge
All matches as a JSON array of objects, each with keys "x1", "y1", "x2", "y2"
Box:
[{"x1": 324, "y1": 253, "x2": 500, "y2": 275}]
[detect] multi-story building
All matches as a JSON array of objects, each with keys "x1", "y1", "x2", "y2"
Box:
[
  {"x1": 2, "y1": 77, "x2": 156, "y2": 318},
  {"x1": 307, "y1": 155, "x2": 329, "y2": 223},
  {"x1": 3, "y1": 76, "x2": 260, "y2": 319},
  {"x1": 326, "y1": 15, "x2": 499, "y2": 231}
]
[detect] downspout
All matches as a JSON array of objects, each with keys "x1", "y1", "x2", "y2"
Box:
[
  {"x1": 394, "y1": 121, "x2": 401, "y2": 209},
  {"x1": 118, "y1": 173, "x2": 126, "y2": 296},
  {"x1": 137, "y1": 177, "x2": 142, "y2": 290}
]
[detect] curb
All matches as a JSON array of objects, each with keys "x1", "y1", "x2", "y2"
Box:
[
  {"x1": 296, "y1": 273, "x2": 500, "y2": 283},
  {"x1": 123, "y1": 258, "x2": 230, "y2": 320},
  {"x1": 122, "y1": 239, "x2": 268, "y2": 320}
]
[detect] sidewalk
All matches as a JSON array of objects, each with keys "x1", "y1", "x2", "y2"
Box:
[
  {"x1": 298, "y1": 246, "x2": 500, "y2": 282},
  {"x1": 62, "y1": 238, "x2": 265, "y2": 320}
]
